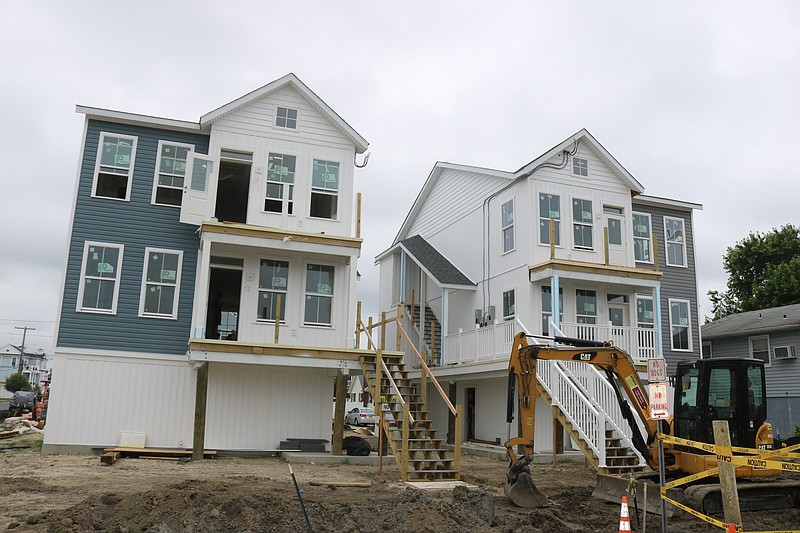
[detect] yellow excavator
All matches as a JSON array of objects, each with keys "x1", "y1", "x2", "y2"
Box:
[{"x1": 504, "y1": 332, "x2": 799, "y2": 511}]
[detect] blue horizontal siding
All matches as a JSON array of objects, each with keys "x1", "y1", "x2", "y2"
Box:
[{"x1": 58, "y1": 120, "x2": 209, "y2": 355}]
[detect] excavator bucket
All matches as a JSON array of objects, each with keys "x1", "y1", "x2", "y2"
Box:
[{"x1": 504, "y1": 458, "x2": 549, "y2": 508}]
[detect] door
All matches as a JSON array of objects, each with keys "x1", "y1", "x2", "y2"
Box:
[
  {"x1": 206, "y1": 267, "x2": 242, "y2": 340},
  {"x1": 603, "y1": 206, "x2": 627, "y2": 265},
  {"x1": 180, "y1": 154, "x2": 216, "y2": 225}
]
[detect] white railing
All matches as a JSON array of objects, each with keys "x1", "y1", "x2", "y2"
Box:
[
  {"x1": 558, "y1": 321, "x2": 657, "y2": 360},
  {"x1": 442, "y1": 318, "x2": 525, "y2": 365}
]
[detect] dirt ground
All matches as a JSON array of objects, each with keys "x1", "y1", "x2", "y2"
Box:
[{"x1": 1, "y1": 433, "x2": 799, "y2": 533}]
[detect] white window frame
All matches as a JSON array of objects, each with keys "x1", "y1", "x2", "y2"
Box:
[
  {"x1": 151, "y1": 141, "x2": 194, "y2": 207},
  {"x1": 76, "y1": 241, "x2": 124, "y2": 314},
  {"x1": 668, "y1": 298, "x2": 692, "y2": 351},
  {"x1": 303, "y1": 262, "x2": 335, "y2": 327},
  {"x1": 264, "y1": 152, "x2": 297, "y2": 215},
  {"x1": 502, "y1": 288, "x2": 515, "y2": 320},
  {"x1": 572, "y1": 157, "x2": 589, "y2": 177},
  {"x1": 257, "y1": 258, "x2": 290, "y2": 322},
  {"x1": 749, "y1": 335, "x2": 771, "y2": 366},
  {"x1": 501, "y1": 199, "x2": 515, "y2": 253},
  {"x1": 138, "y1": 247, "x2": 183, "y2": 319},
  {"x1": 636, "y1": 295, "x2": 655, "y2": 328},
  {"x1": 572, "y1": 198, "x2": 593, "y2": 250},
  {"x1": 632, "y1": 212, "x2": 653, "y2": 264},
  {"x1": 576, "y1": 289, "x2": 597, "y2": 324},
  {"x1": 539, "y1": 193, "x2": 561, "y2": 246},
  {"x1": 92, "y1": 132, "x2": 138, "y2": 201},
  {"x1": 309, "y1": 159, "x2": 340, "y2": 220},
  {"x1": 541, "y1": 286, "x2": 563, "y2": 335},
  {"x1": 664, "y1": 216, "x2": 687, "y2": 267},
  {"x1": 702, "y1": 341, "x2": 713, "y2": 358},
  {"x1": 275, "y1": 106, "x2": 299, "y2": 129}
]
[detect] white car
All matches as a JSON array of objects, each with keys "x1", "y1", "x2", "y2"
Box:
[{"x1": 345, "y1": 407, "x2": 378, "y2": 426}]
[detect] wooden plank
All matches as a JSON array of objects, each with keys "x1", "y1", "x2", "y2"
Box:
[
  {"x1": 309, "y1": 481, "x2": 372, "y2": 488},
  {"x1": 193, "y1": 361, "x2": 209, "y2": 460},
  {"x1": 100, "y1": 452, "x2": 120, "y2": 465},
  {"x1": 713, "y1": 420, "x2": 742, "y2": 527},
  {"x1": 104, "y1": 447, "x2": 217, "y2": 456},
  {"x1": 138, "y1": 456, "x2": 181, "y2": 461}
]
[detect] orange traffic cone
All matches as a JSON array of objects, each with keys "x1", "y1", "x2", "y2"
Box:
[
  {"x1": 727, "y1": 525, "x2": 738, "y2": 533},
  {"x1": 618, "y1": 495, "x2": 631, "y2": 532}
]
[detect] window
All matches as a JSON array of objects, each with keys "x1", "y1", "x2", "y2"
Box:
[
  {"x1": 665, "y1": 217, "x2": 687, "y2": 267},
  {"x1": 576, "y1": 289, "x2": 597, "y2": 324},
  {"x1": 310, "y1": 160, "x2": 339, "y2": 219},
  {"x1": 632, "y1": 213, "x2": 652, "y2": 263},
  {"x1": 501, "y1": 200, "x2": 514, "y2": 253},
  {"x1": 305, "y1": 264, "x2": 334, "y2": 326},
  {"x1": 749, "y1": 335, "x2": 770, "y2": 365},
  {"x1": 702, "y1": 341, "x2": 713, "y2": 358},
  {"x1": 77, "y1": 242, "x2": 124, "y2": 313},
  {"x1": 573, "y1": 157, "x2": 588, "y2": 177},
  {"x1": 541, "y1": 286, "x2": 563, "y2": 335},
  {"x1": 502, "y1": 289, "x2": 515, "y2": 320},
  {"x1": 276, "y1": 106, "x2": 298, "y2": 129},
  {"x1": 572, "y1": 198, "x2": 593, "y2": 249},
  {"x1": 539, "y1": 194, "x2": 561, "y2": 245},
  {"x1": 265, "y1": 153, "x2": 296, "y2": 214},
  {"x1": 93, "y1": 133, "x2": 137, "y2": 200},
  {"x1": 636, "y1": 296, "x2": 654, "y2": 328},
  {"x1": 139, "y1": 248, "x2": 182, "y2": 318},
  {"x1": 258, "y1": 259, "x2": 289, "y2": 321},
  {"x1": 153, "y1": 142, "x2": 192, "y2": 207},
  {"x1": 669, "y1": 299, "x2": 692, "y2": 351}
]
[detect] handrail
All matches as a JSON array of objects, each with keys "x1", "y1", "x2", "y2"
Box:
[
  {"x1": 357, "y1": 317, "x2": 413, "y2": 422},
  {"x1": 397, "y1": 321, "x2": 457, "y2": 416}
]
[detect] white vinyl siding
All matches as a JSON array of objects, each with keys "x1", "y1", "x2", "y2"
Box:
[
  {"x1": 669, "y1": 299, "x2": 692, "y2": 351},
  {"x1": 77, "y1": 242, "x2": 124, "y2": 314},
  {"x1": 139, "y1": 248, "x2": 182, "y2": 319},
  {"x1": 632, "y1": 212, "x2": 653, "y2": 263},
  {"x1": 664, "y1": 216, "x2": 687, "y2": 267},
  {"x1": 539, "y1": 193, "x2": 561, "y2": 245},
  {"x1": 501, "y1": 200, "x2": 514, "y2": 253},
  {"x1": 93, "y1": 133, "x2": 137, "y2": 201},
  {"x1": 152, "y1": 141, "x2": 193, "y2": 207}
]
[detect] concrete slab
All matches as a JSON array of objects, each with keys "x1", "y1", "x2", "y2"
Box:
[
  {"x1": 458, "y1": 442, "x2": 586, "y2": 463},
  {"x1": 280, "y1": 451, "x2": 395, "y2": 465}
]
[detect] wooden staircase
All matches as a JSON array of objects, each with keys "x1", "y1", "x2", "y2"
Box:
[
  {"x1": 404, "y1": 304, "x2": 442, "y2": 366},
  {"x1": 359, "y1": 351, "x2": 459, "y2": 481}
]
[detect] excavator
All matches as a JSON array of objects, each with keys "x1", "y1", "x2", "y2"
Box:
[{"x1": 503, "y1": 331, "x2": 800, "y2": 512}]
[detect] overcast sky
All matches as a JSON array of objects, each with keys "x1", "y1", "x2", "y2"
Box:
[{"x1": 1, "y1": 1, "x2": 798, "y2": 353}]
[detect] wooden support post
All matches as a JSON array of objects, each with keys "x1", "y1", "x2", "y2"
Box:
[
  {"x1": 368, "y1": 316, "x2": 374, "y2": 350},
  {"x1": 396, "y1": 304, "x2": 402, "y2": 350},
  {"x1": 454, "y1": 404, "x2": 463, "y2": 480},
  {"x1": 420, "y1": 370, "x2": 427, "y2": 413},
  {"x1": 273, "y1": 294, "x2": 282, "y2": 344},
  {"x1": 379, "y1": 410, "x2": 385, "y2": 472},
  {"x1": 380, "y1": 311, "x2": 386, "y2": 351},
  {"x1": 355, "y1": 301, "x2": 362, "y2": 349},
  {"x1": 713, "y1": 420, "x2": 742, "y2": 527},
  {"x1": 447, "y1": 381, "x2": 457, "y2": 444},
  {"x1": 332, "y1": 370, "x2": 347, "y2": 455},
  {"x1": 192, "y1": 361, "x2": 209, "y2": 460},
  {"x1": 549, "y1": 219, "x2": 555, "y2": 259},
  {"x1": 374, "y1": 349, "x2": 383, "y2": 415},
  {"x1": 402, "y1": 401, "x2": 410, "y2": 481},
  {"x1": 604, "y1": 227, "x2": 610, "y2": 265},
  {"x1": 356, "y1": 192, "x2": 362, "y2": 239}
]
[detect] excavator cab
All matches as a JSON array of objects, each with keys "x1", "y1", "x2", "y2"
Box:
[{"x1": 673, "y1": 358, "x2": 768, "y2": 449}]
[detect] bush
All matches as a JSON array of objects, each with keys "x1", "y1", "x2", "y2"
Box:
[
  {"x1": 795, "y1": 426, "x2": 800, "y2": 437},
  {"x1": 4, "y1": 373, "x2": 32, "y2": 394}
]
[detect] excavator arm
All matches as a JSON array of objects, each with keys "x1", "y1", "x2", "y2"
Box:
[{"x1": 503, "y1": 331, "x2": 661, "y2": 507}]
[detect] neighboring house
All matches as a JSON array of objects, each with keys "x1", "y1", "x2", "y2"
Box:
[
  {"x1": 701, "y1": 303, "x2": 800, "y2": 439},
  {"x1": 45, "y1": 74, "x2": 372, "y2": 453},
  {"x1": 375, "y1": 129, "x2": 703, "y2": 469},
  {"x1": 0, "y1": 344, "x2": 48, "y2": 389}
]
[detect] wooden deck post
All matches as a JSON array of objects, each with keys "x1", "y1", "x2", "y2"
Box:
[
  {"x1": 367, "y1": 316, "x2": 374, "y2": 349},
  {"x1": 604, "y1": 227, "x2": 610, "y2": 265},
  {"x1": 447, "y1": 381, "x2": 457, "y2": 445},
  {"x1": 355, "y1": 301, "x2": 362, "y2": 349},
  {"x1": 420, "y1": 370, "x2": 427, "y2": 413},
  {"x1": 273, "y1": 294, "x2": 282, "y2": 344},
  {"x1": 332, "y1": 370, "x2": 347, "y2": 455},
  {"x1": 454, "y1": 404, "x2": 463, "y2": 480},
  {"x1": 402, "y1": 401, "x2": 410, "y2": 481},
  {"x1": 380, "y1": 311, "x2": 387, "y2": 351},
  {"x1": 192, "y1": 361, "x2": 209, "y2": 460},
  {"x1": 374, "y1": 349, "x2": 383, "y2": 414},
  {"x1": 356, "y1": 192, "x2": 362, "y2": 239},
  {"x1": 549, "y1": 219, "x2": 556, "y2": 259},
  {"x1": 396, "y1": 304, "x2": 402, "y2": 350}
]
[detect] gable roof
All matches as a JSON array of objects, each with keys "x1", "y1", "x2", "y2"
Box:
[
  {"x1": 201, "y1": 73, "x2": 368, "y2": 153},
  {"x1": 702, "y1": 303, "x2": 800, "y2": 339},
  {"x1": 380, "y1": 235, "x2": 475, "y2": 289}
]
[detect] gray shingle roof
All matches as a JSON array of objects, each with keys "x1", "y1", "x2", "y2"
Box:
[
  {"x1": 399, "y1": 235, "x2": 475, "y2": 288},
  {"x1": 702, "y1": 303, "x2": 800, "y2": 339}
]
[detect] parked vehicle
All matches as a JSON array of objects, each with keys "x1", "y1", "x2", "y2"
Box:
[
  {"x1": 9, "y1": 391, "x2": 35, "y2": 417},
  {"x1": 345, "y1": 407, "x2": 377, "y2": 426}
]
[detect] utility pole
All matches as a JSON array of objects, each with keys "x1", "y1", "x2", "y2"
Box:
[{"x1": 15, "y1": 326, "x2": 35, "y2": 375}]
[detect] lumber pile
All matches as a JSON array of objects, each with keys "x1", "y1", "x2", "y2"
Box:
[
  {"x1": 0, "y1": 417, "x2": 44, "y2": 440},
  {"x1": 100, "y1": 446, "x2": 218, "y2": 465}
]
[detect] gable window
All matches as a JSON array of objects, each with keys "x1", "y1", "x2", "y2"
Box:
[
  {"x1": 541, "y1": 286, "x2": 563, "y2": 335},
  {"x1": 77, "y1": 242, "x2": 124, "y2": 314},
  {"x1": 139, "y1": 248, "x2": 182, "y2": 319},
  {"x1": 276, "y1": 107, "x2": 298, "y2": 129},
  {"x1": 572, "y1": 198, "x2": 593, "y2": 249},
  {"x1": 749, "y1": 335, "x2": 770, "y2": 365},
  {"x1": 265, "y1": 153, "x2": 296, "y2": 214},
  {"x1": 501, "y1": 200, "x2": 514, "y2": 253},
  {"x1": 573, "y1": 157, "x2": 588, "y2": 177},
  {"x1": 669, "y1": 299, "x2": 692, "y2": 351},
  {"x1": 310, "y1": 160, "x2": 339, "y2": 219},
  {"x1": 502, "y1": 289, "x2": 515, "y2": 320},
  {"x1": 665, "y1": 217, "x2": 687, "y2": 267},
  {"x1": 539, "y1": 193, "x2": 561, "y2": 245},
  {"x1": 258, "y1": 259, "x2": 289, "y2": 321},
  {"x1": 632, "y1": 213, "x2": 653, "y2": 263},
  {"x1": 576, "y1": 289, "x2": 597, "y2": 324},
  {"x1": 304, "y1": 264, "x2": 334, "y2": 326},
  {"x1": 153, "y1": 142, "x2": 192, "y2": 207},
  {"x1": 93, "y1": 133, "x2": 137, "y2": 200}
]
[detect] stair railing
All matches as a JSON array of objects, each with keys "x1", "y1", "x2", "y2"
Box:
[{"x1": 359, "y1": 318, "x2": 414, "y2": 423}]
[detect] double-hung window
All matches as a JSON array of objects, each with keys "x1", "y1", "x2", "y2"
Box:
[
  {"x1": 539, "y1": 193, "x2": 561, "y2": 245},
  {"x1": 276, "y1": 106, "x2": 298, "y2": 129},
  {"x1": 139, "y1": 248, "x2": 182, "y2": 318},
  {"x1": 258, "y1": 259, "x2": 289, "y2": 321},
  {"x1": 310, "y1": 160, "x2": 339, "y2": 219},
  {"x1": 632, "y1": 213, "x2": 653, "y2": 263},
  {"x1": 669, "y1": 299, "x2": 692, "y2": 351},
  {"x1": 153, "y1": 142, "x2": 192, "y2": 207},
  {"x1": 665, "y1": 217, "x2": 687, "y2": 266},
  {"x1": 541, "y1": 286, "x2": 563, "y2": 335},
  {"x1": 572, "y1": 198, "x2": 593, "y2": 249},
  {"x1": 304, "y1": 264, "x2": 334, "y2": 326},
  {"x1": 77, "y1": 242, "x2": 124, "y2": 314},
  {"x1": 749, "y1": 335, "x2": 770, "y2": 365},
  {"x1": 501, "y1": 200, "x2": 514, "y2": 253},
  {"x1": 94, "y1": 133, "x2": 137, "y2": 200},
  {"x1": 576, "y1": 289, "x2": 597, "y2": 324},
  {"x1": 636, "y1": 296, "x2": 654, "y2": 328},
  {"x1": 265, "y1": 153, "x2": 296, "y2": 214},
  {"x1": 502, "y1": 289, "x2": 515, "y2": 320}
]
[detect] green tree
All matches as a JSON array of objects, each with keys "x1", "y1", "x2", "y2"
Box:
[
  {"x1": 4, "y1": 373, "x2": 32, "y2": 393},
  {"x1": 708, "y1": 224, "x2": 800, "y2": 319}
]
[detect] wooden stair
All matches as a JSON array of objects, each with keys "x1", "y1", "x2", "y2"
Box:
[
  {"x1": 404, "y1": 304, "x2": 442, "y2": 366},
  {"x1": 359, "y1": 351, "x2": 459, "y2": 481}
]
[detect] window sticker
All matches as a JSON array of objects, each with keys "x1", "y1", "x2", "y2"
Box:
[
  {"x1": 680, "y1": 317, "x2": 688, "y2": 325},
  {"x1": 98, "y1": 263, "x2": 114, "y2": 274},
  {"x1": 645, "y1": 311, "x2": 654, "y2": 319},
  {"x1": 161, "y1": 270, "x2": 176, "y2": 281},
  {"x1": 549, "y1": 210, "x2": 559, "y2": 218},
  {"x1": 272, "y1": 276, "x2": 287, "y2": 288},
  {"x1": 584, "y1": 303, "x2": 595, "y2": 312},
  {"x1": 318, "y1": 283, "x2": 331, "y2": 294}
]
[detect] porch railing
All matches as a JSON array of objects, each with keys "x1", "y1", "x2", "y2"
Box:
[
  {"x1": 442, "y1": 319, "x2": 526, "y2": 365},
  {"x1": 558, "y1": 321, "x2": 657, "y2": 360}
]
